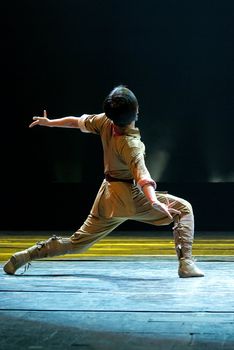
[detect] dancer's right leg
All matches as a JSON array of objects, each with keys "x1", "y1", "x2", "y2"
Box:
[{"x1": 3, "y1": 214, "x2": 125, "y2": 275}]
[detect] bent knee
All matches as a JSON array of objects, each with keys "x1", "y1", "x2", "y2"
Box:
[
  {"x1": 180, "y1": 199, "x2": 193, "y2": 216},
  {"x1": 167, "y1": 195, "x2": 193, "y2": 216}
]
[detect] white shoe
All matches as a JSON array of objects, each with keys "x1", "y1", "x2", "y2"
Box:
[{"x1": 178, "y1": 258, "x2": 204, "y2": 278}]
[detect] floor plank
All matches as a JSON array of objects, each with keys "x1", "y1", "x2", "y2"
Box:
[{"x1": 0, "y1": 232, "x2": 234, "y2": 350}]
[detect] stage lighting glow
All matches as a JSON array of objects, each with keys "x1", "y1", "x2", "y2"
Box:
[{"x1": 147, "y1": 149, "x2": 170, "y2": 181}]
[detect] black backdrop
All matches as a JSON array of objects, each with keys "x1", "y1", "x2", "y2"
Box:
[{"x1": 1, "y1": 0, "x2": 234, "y2": 231}]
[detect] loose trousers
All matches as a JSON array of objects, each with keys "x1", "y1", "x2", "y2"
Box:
[{"x1": 65, "y1": 182, "x2": 194, "y2": 257}]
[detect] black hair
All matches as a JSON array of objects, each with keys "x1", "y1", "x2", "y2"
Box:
[{"x1": 103, "y1": 85, "x2": 138, "y2": 127}]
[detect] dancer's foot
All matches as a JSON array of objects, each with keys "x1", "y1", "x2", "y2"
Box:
[
  {"x1": 178, "y1": 258, "x2": 204, "y2": 278},
  {"x1": 3, "y1": 250, "x2": 31, "y2": 275}
]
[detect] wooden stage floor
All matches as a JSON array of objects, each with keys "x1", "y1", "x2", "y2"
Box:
[{"x1": 0, "y1": 231, "x2": 234, "y2": 350}]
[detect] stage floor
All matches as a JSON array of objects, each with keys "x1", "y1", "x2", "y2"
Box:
[{"x1": 0, "y1": 231, "x2": 234, "y2": 350}]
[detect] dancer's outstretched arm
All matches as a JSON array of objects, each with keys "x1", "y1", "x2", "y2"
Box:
[{"x1": 29, "y1": 110, "x2": 82, "y2": 129}]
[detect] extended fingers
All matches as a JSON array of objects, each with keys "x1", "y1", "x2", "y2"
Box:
[
  {"x1": 32, "y1": 116, "x2": 45, "y2": 120},
  {"x1": 168, "y1": 200, "x2": 176, "y2": 207},
  {"x1": 153, "y1": 200, "x2": 181, "y2": 219},
  {"x1": 164, "y1": 199, "x2": 177, "y2": 208},
  {"x1": 169, "y1": 208, "x2": 181, "y2": 215},
  {"x1": 158, "y1": 203, "x2": 173, "y2": 220},
  {"x1": 166, "y1": 200, "x2": 181, "y2": 215},
  {"x1": 165, "y1": 210, "x2": 173, "y2": 220},
  {"x1": 29, "y1": 115, "x2": 47, "y2": 128},
  {"x1": 29, "y1": 120, "x2": 40, "y2": 128}
]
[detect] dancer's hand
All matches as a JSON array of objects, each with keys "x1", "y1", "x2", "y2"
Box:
[
  {"x1": 152, "y1": 198, "x2": 181, "y2": 220},
  {"x1": 29, "y1": 110, "x2": 50, "y2": 128}
]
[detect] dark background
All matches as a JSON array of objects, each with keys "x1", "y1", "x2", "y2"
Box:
[{"x1": 1, "y1": 0, "x2": 234, "y2": 231}]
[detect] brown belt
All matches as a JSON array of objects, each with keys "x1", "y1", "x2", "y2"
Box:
[{"x1": 105, "y1": 174, "x2": 135, "y2": 184}]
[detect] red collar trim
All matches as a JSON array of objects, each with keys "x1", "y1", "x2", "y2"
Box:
[{"x1": 112, "y1": 124, "x2": 124, "y2": 136}]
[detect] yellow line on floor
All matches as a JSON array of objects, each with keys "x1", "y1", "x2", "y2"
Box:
[{"x1": 1, "y1": 235, "x2": 234, "y2": 260}]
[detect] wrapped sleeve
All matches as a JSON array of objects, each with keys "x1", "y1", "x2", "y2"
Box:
[
  {"x1": 121, "y1": 139, "x2": 156, "y2": 190},
  {"x1": 79, "y1": 113, "x2": 108, "y2": 134}
]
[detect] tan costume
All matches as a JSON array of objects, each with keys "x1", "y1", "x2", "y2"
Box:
[
  {"x1": 3, "y1": 113, "x2": 203, "y2": 277},
  {"x1": 70, "y1": 113, "x2": 193, "y2": 256}
]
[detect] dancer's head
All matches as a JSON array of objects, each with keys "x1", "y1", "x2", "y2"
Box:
[{"x1": 103, "y1": 85, "x2": 139, "y2": 127}]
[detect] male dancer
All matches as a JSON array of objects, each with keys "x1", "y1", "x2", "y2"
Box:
[{"x1": 3, "y1": 86, "x2": 204, "y2": 278}]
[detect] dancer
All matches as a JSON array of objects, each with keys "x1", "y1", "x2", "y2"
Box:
[{"x1": 3, "y1": 85, "x2": 204, "y2": 277}]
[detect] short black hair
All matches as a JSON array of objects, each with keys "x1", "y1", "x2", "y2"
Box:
[{"x1": 103, "y1": 85, "x2": 138, "y2": 127}]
